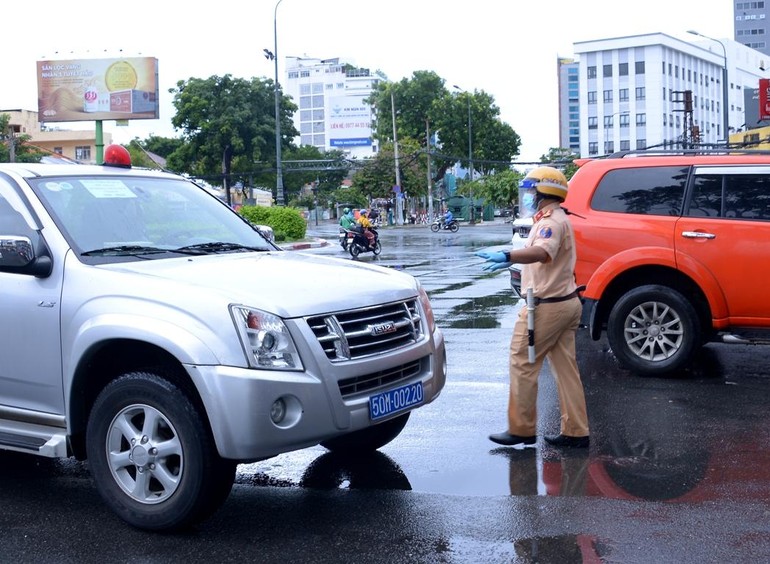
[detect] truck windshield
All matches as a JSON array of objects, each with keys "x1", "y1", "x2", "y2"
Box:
[{"x1": 30, "y1": 175, "x2": 275, "y2": 258}]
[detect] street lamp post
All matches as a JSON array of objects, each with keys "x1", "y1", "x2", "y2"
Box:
[
  {"x1": 688, "y1": 30, "x2": 729, "y2": 144},
  {"x1": 272, "y1": 0, "x2": 285, "y2": 205},
  {"x1": 453, "y1": 85, "x2": 474, "y2": 224}
]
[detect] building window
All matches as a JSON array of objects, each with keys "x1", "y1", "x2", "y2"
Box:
[
  {"x1": 635, "y1": 86, "x2": 646, "y2": 100},
  {"x1": 53, "y1": 147, "x2": 63, "y2": 155},
  {"x1": 587, "y1": 66, "x2": 597, "y2": 79},
  {"x1": 604, "y1": 116, "x2": 614, "y2": 128},
  {"x1": 635, "y1": 61, "x2": 645, "y2": 74},
  {"x1": 604, "y1": 141, "x2": 615, "y2": 154},
  {"x1": 75, "y1": 146, "x2": 91, "y2": 161},
  {"x1": 619, "y1": 114, "x2": 630, "y2": 128},
  {"x1": 636, "y1": 113, "x2": 647, "y2": 126},
  {"x1": 619, "y1": 63, "x2": 628, "y2": 76},
  {"x1": 589, "y1": 142, "x2": 598, "y2": 155},
  {"x1": 620, "y1": 140, "x2": 631, "y2": 151},
  {"x1": 588, "y1": 116, "x2": 598, "y2": 129},
  {"x1": 603, "y1": 64, "x2": 613, "y2": 77},
  {"x1": 636, "y1": 139, "x2": 647, "y2": 149},
  {"x1": 588, "y1": 91, "x2": 597, "y2": 104},
  {"x1": 603, "y1": 90, "x2": 613, "y2": 103},
  {"x1": 619, "y1": 88, "x2": 629, "y2": 102}
]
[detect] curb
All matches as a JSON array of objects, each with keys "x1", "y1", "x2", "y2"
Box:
[{"x1": 281, "y1": 238, "x2": 332, "y2": 251}]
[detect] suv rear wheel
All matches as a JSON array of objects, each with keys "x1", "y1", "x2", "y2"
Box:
[
  {"x1": 607, "y1": 285, "x2": 701, "y2": 376},
  {"x1": 86, "y1": 372, "x2": 236, "y2": 531}
]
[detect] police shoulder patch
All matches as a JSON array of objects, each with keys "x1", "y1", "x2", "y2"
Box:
[{"x1": 539, "y1": 226, "x2": 553, "y2": 238}]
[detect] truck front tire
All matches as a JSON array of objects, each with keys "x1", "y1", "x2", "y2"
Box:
[{"x1": 86, "y1": 372, "x2": 235, "y2": 531}]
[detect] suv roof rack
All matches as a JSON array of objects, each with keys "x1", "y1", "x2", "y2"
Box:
[{"x1": 607, "y1": 148, "x2": 770, "y2": 159}]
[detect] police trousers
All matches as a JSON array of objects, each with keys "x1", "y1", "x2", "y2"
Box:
[{"x1": 507, "y1": 297, "x2": 589, "y2": 438}]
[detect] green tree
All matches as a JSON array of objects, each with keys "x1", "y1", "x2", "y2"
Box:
[
  {"x1": 540, "y1": 147, "x2": 579, "y2": 180},
  {"x1": 141, "y1": 135, "x2": 185, "y2": 160},
  {"x1": 168, "y1": 75, "x2": 298, "y2": 203},
  {"x1": 282, "y1": 145, "x2": 351, "y2": 203},
  {"x1": 367, "y1": 73, "x2": 521, "y2": 190},
  {"x1": 464, "y1": 169, "x2": 523, "y2": 209},
  {"x1": 351, "y1": 137, "x2": 425, "y2": 200}
]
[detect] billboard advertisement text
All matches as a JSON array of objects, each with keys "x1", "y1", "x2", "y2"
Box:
[{"x1": 37, "y1": 57, "x2": 159, "y2": 123}]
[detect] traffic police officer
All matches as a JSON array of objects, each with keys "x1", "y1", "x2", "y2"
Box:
[{"x1": 477, "y1": 166, "x2": 589, "y2": 449}]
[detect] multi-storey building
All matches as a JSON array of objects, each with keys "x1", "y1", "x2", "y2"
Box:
[
  {"x1": 735, "y1": 0, "x2": 770, "y2": 57},
  {"x1": 572, "y1": 33, "x2": 764, "y2": 157},
  {"x1": 283, "y1": 57, "x2": 383, "y2": 160},
  {"x1": 557, "y1": 58, "x2": 580, "y2": 154}
]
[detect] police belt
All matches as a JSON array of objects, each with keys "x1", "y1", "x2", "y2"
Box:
[{"x1": 533, "y1": 289, "x2": 580, "y2": 305}]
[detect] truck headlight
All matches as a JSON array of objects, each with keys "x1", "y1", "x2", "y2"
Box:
[
  {"x1": 231, "y1": 306, "x2": 303, "y2": 370},
  {"x1": 418, "y1": 285, "x2": 436, "y2": 334}
]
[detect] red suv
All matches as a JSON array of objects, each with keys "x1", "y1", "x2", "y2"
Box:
[{"x1": 564, "y1": 150, "x2": 770, "y2": 375}]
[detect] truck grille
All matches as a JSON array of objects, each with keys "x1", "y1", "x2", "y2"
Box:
[
  {"x1": 307, "y1": 299, "x2": 423, "y2": 361},
  {"x1": 338, "y1": 358, "x2": 425, "y2": 399}
]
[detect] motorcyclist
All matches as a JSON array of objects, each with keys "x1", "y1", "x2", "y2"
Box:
[
  {"x1": 339, "y1": 207, "x2": 355, "y2": 229},
  {"x1": 443, "y1": 208, "x2": 454, "y2": 229},
  {"x1": 357, "y1": 210, "x2": 376, "y2": 248}
]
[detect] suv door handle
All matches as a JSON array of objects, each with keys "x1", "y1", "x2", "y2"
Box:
[{"x1": 681, "y1": 231, "x2": 716, "y2": 239}]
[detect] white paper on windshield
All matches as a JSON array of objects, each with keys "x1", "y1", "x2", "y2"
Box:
[{"x1": 81, "y1": 179, "x2": 137, "y2": 198}]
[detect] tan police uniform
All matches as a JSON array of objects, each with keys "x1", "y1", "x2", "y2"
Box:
[{"x1": 507, "y1": 202, "x2": 589, "y2": 438}]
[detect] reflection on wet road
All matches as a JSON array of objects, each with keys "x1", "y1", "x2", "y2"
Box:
[{"x1": 243, "y1": 222, "x2": 770, "y2": 509}]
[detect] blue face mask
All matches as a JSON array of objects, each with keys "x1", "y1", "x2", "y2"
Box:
[{"x1": 519, "y1": 189, "x2": 538, "y2": 219}]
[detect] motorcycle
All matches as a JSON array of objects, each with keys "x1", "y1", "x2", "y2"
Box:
[
  {"x1": 348, "y1": 227, "x2": 382, "y2": 257},
  {"x1": 430, "y1": 218, "x2": 460, "y2": 233},
  {"x1": 338, "y1": 227, "x2": 352, "y2": 251}
]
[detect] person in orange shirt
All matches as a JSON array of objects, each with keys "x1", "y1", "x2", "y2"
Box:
[{"x1": 357, "y1": 210, "x2": 376, "y2": 248}]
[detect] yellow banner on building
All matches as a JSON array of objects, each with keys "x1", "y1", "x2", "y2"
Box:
[{"x1": 36, "y1": 57, "x2": 159, "y2": 123}]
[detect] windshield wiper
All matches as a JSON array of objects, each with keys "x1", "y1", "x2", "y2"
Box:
[
  {"x1": 81, "y1": 245, "x2": 171, "y2": 257},
  {"x1": 174, "y1": 242, "x2": 267, "y2": 254}
]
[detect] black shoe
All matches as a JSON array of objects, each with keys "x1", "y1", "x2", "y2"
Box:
[
  {"x1": 488, "y1": 432, "x2": 537, "y2": 448},
  {"x1": 544, "y1": 434, "x2": 589, "y2": 448}
]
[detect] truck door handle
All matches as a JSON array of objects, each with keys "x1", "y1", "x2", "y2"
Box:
[{"x1": 681, "y1": 231, "x2": 716, "y2": 239}]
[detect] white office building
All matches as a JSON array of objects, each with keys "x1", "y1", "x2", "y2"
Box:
[
  {"x1": 283, "y1": 56, "x2": 383, "y2": 159},
  {"x1": 573, "y1": 33, "x2": 765, "y2": 156}
]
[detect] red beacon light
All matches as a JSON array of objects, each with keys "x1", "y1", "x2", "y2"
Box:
[{"x1": 102, "y1": 144, "x2": 132, "y2": 168}]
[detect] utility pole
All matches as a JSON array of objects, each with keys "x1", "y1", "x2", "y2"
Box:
[
  {"x1": 426, "y1": 119, "x2": 433, "y2": 221},
  {"x1": 391, "y1": 89, "x2": 403, "y2": 225}
]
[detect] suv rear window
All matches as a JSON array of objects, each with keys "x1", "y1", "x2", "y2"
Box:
[
  {"x1": 689, "y1": 168, "x2": 770, "y2": 220},
  {"x1": 590, "y1": 166, "x2": 689, "y2": 216}
]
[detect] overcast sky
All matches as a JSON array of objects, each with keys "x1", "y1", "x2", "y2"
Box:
[{"x1": 2, "y1": 0, "x2": 734, "y2": 161}]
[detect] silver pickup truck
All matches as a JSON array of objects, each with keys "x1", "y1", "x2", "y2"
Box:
[{"x1": 0, "y1": 147, "x2": 446, "y2": 531}]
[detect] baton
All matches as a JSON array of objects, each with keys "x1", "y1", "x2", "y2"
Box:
[{"x1": 526, "y1": 287, "x2": 536, "y2": 364}]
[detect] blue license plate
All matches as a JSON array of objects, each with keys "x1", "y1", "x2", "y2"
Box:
[{"x1": 369, "y1": 381, "x2": 424, "y2": 421}]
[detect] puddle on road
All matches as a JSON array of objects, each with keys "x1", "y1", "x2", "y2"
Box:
[{"x1": 436, "y1": 291, "x2": 519, "y2": 328}]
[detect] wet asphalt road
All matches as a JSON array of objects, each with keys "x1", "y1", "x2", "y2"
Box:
[{"x1": 1, "y1": 220, "x2": 770, "y2": 562}]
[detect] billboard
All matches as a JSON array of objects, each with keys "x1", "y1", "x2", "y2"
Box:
[
  {"x1": 36, "y1": 57, "x2": 159, "y2": 122},
  {"x1": 328, "y1": 96, "x2": 372, "y2": 148},
  {"x1": 760, "y1": 78, "x2": 770, "y2": 122}
]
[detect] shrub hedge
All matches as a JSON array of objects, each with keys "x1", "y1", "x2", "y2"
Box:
[{"x1": 238, "y1": 205, "x2": 307, "y2": 241}]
